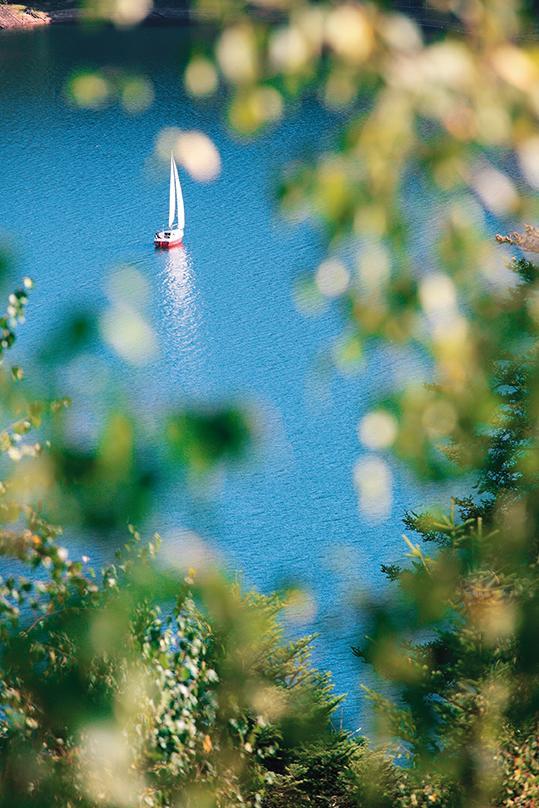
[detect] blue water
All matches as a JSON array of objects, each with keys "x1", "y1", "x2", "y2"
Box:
[{"x1": 0, "y1": 25, "x2": 446, "y2": 727}]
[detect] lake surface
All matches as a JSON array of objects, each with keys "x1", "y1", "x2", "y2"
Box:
[{"x1": 0, "y1": 25, "x2": 452, "y2": 726}]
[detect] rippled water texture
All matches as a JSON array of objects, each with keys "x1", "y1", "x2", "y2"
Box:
[{"x1": 1, "y1": 25, "x2": 448, "y2": 724}]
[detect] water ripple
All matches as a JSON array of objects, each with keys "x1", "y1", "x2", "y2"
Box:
[{"x1": 161, "y1": 247, "x2": 204, "y2": 393}]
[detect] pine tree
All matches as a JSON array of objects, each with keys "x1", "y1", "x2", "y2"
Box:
[{"x1": 356, "y1": 257, "x2": 539, "y2": 806}]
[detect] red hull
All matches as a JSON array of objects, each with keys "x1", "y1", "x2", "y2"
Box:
[{"x1": 154, "y1": 239, "x2": 183, "y2": 249}]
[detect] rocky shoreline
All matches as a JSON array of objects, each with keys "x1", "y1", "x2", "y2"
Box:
[
  {"x1": 0, "y1": 2, "x2": 458, "y2": 34},
  {"x1": 0, "y1": 5, "x2": 192, "y2": 30}
]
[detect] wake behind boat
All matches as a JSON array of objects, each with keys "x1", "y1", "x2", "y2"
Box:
[{"x1": 154, "y1": 154, "x2": 185, "y2": 248}]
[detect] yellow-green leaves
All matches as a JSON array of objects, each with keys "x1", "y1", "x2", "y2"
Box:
[{"x1": 67, "y1": 70, "x2": 154, "y2": 114}]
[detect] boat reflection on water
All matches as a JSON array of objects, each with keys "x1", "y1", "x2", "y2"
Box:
[{"x1": 161, "y1": 246, "x2": 205, "y2": 390}]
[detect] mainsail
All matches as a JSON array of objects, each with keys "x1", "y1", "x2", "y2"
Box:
[
  {"x1": 173, "y1": 158, "x2": 185, "y2": 231},
  {"x1": 155, "y1": 154, "x2": 185, "y2": 247},
  {"x1": 168, "y1": 153, "x2": 176, "y2": 228}
]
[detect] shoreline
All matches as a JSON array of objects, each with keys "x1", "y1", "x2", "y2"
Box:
[
  {"x1": 0, "y1": 5, "x2": 193, "y2": 31},
  {"x1": 0, "y1": 3, "x2": 470, "y2": 36}
]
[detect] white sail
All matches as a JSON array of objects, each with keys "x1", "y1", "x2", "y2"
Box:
[
  {"x1": 168, "y1": 153, "x2": 176, "y2": 228},
  {"x1": 173, "y1": 158, "x2": 185, "y2": 231}
]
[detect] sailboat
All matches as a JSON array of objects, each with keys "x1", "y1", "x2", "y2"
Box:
[{"x1": 154, "y1": 154, "x2": 185, "y2": 248}]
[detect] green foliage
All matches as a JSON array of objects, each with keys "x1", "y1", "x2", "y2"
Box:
[
  {"x1": 354, "y1": 257, "x2": 539, "y2": 805},
  {"x1": 0, "y1": 505, "x2": 359, "y2": 806},
  {"x1": 166, "y1": 408, "x2": 251, "y2": 473},
  {"x1": 4, "y1": 0, "x2": 539, "y2": 805}
]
